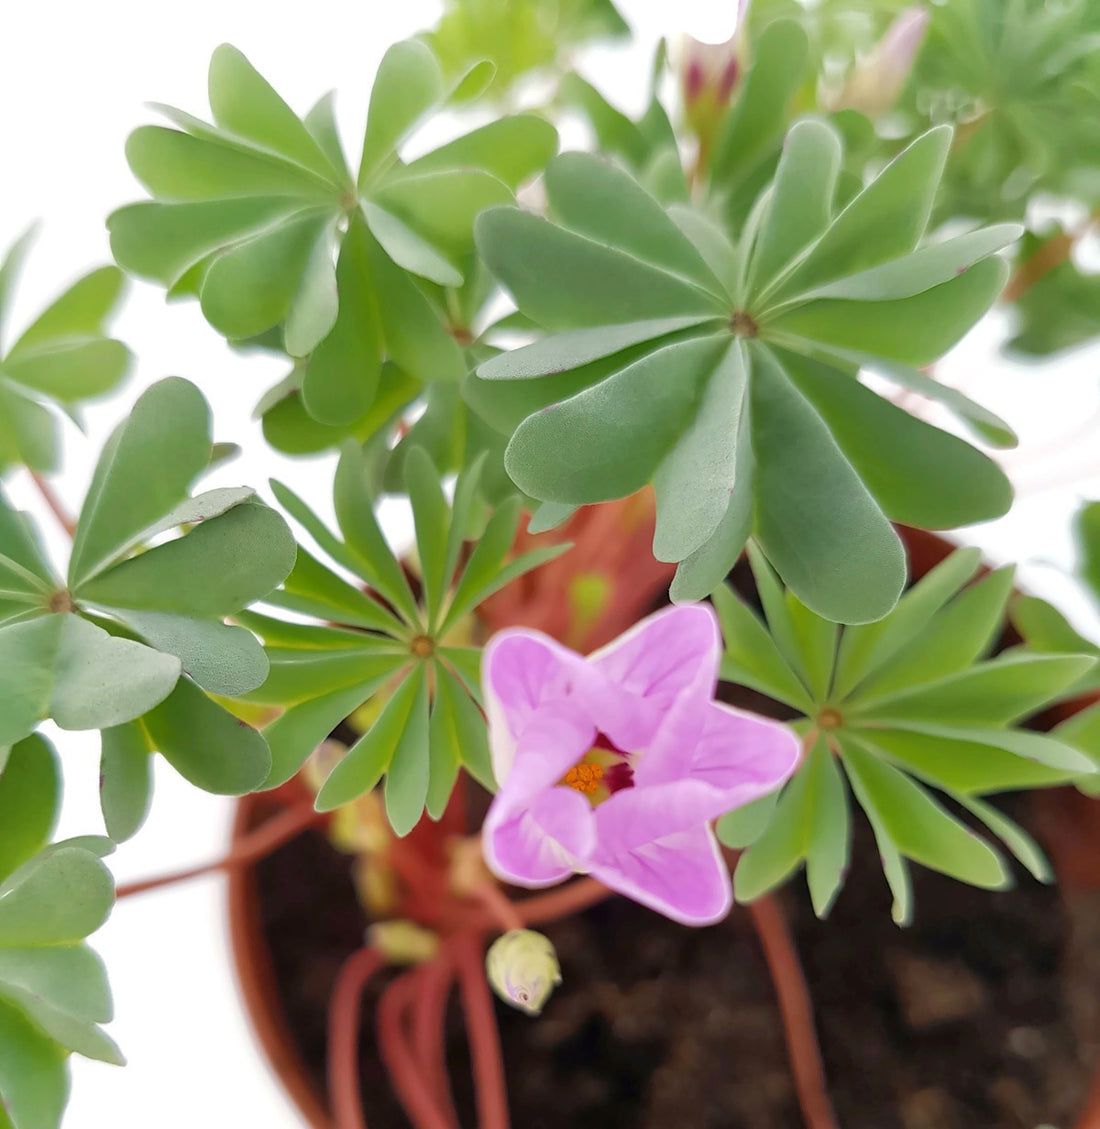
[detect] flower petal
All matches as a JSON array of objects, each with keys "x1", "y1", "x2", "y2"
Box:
[
  {"x1": 483, "y1": 628, "x2": 588, "y2": 781},
  {"x1": 485, "y1": 785, "x2": 598, "y2": 888},
  {"x1": 589, "y1": 604, "x2": 720, "y2": 729},
  {"x1": 638, "y1": 700, "x2": 800, "y2": 809},
  {"x1": 591, "y1": 791, "x2": 732, "y2": 925}
]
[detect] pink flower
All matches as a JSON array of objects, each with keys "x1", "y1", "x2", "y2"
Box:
[{"x1": 481, "y1": 605, "x2": 800, "y2": 925}]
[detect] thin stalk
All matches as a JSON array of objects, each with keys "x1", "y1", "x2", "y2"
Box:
[
  {"x1": 749, "y1": 895, "x2": 839, "y2": 1129},
  {"x1": 515, "y1": 877, "x2": 613, "y2": 926},
  {"x1": 29, "y1": 471, "x2": 76, "y2": 539},
  {"x1": 328, "y1": 947, "x2": 386, "y2": 1129},
  {"x1": 116, "y1": 803, "x2": 321, "y2": 898},
  {"x1": 413, "y1": 956, "x2": 459, "y2": 1128},
  {"x1": 472, "y1": 883, "x2": 525, "y2": 933},
  {"x1": 454, "y1": 933, "x2": 511, "y2": 1129},
  {"x1": 378, "y1": 970, "x2": 456, "y2": 1129}
]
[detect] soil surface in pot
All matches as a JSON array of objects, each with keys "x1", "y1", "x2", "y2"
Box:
[{"x1": 252, "y1": 786, "x2": 1099, "y2": 1129}]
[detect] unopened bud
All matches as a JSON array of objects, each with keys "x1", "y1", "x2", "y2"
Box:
[
  {"x1": 677, "y1": 1, "x2": 752, "y2": 146},
  {"x1": 485, "y1": 929, "x2": 562, "y2": 1016},
  {"x1": 833, "y1": 7, "x2": 930, "y2": 118}
]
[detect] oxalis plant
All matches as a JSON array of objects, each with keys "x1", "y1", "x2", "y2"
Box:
[{"x1": 4, "y1": 0, "x2": 1100, "y2": 1126}]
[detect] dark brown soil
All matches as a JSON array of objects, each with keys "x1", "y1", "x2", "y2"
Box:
[{"x1": 251, "y1": 783, "x2": 1099, "y2": 1129}]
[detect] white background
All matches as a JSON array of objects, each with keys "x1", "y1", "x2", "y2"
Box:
[{"x1": 3, "y1": 2, "x2": 1100, "y2": 1126}]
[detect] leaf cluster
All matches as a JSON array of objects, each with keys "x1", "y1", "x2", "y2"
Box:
[{"x1": 717, "y1": 544, "x2": 1098, "y2": 923}]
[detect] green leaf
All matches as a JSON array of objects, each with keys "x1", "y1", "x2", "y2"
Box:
[
  {"x1": 0, "y1": 848, "x2": 113, "y2": 946},
  {"x1": 786, "y1": 594, "x2": 839, "y2": 703},
  {"x1": 0, "y1": 985, "x2": 121, "y2": 1065},
  {"x1": 107, "y1": 197, "x2": 299, "y2": 288},
  {"x1": 361, "y1": 201, "x2": 463, "y2": 288},
  {"x1": 104, "y1": 611, "x2": 267, "y2": 698},
  {"x1": 125, "y1": 124, "x2": 330, "y2": 200},
  {"x1": 734, "y1": 752, "x2": 815, "y2": 902},
  {"x1": 69, "y1": 377, "x2": 211, "y2": 586},
  {"x1": 716, "y1": 790, "x2": 780, "y2": 850},
  {"x1": 793, "y1": 224, "x2": 1022, "y2": 304},
  {"x1": 359, "y1": 40, "x2": 445, "y2": 185},
  {"x1": 747, "y1": 119, "x2": 842, "y2": 296},
  {"x1": 841, "y1": 740, "x2": 1010, "y2": 891},
  {"x1": 404, "y1": 115, "x2": 558, "y2": 189},
  {"x1": 670, "y1": 468, "x2": 754, "y2": 603},
  {"x1": 856, "y1": 566, "x2": 1015, "y2": 699},
  {"x1": 0, "y1": 618, "x2": 58, "y2": 746},
  {"x1": 1012, "y1": 594, "x2": 1100, "y2": 660},
  {"x1": 270, "y1": 543, "x2": 405, "y2": 635},
  {"x1": 804, "y1": 740, "x2": 850, "y2": 918},
  {"x1": 0, "y1": 388, "x2": 57, "y2": 473},
  {"x1": 332, "y1": 443, "x2": 420, "y2": 623},
  {"x1": 364, "y1": 235, "x2": 466, "y2": 384},
  {"x1": 833, "y1": 548, "x2": 983, "y2": 700},
  {"x1": 770, "y1": 257, "x2": 1010, "y2": 367},
  {"x1": 750, "y1": 345, "x2": 904, "y2": 624},
  {"x1": 779, "y1": 351, "x2": 1012, "y2": 529},
  {"x1": 405, "y1": 448, "x2": 450, "y2": 626},
  {"x1": 545, "y1": 152, "x2": 726, "y2": 295},
  {"x1": 0, "y1": 945, "x2": 111, "y2": 1025},
  {"x1": 283, "y1": 222, "x2": 339, "y2": 358},
  {"x1": 856, "y1": 653, "x2": 1097, "y2": 726},
  {"x1": 262, "y1": 681, "x2": 380, "y2": 788},
  {"x1": 856, "y1": 726, "x2": 1081, "y2": 794},
  {"x1": 475, "y1": 316, "x2": 713, "y2": 382},
  {"x1": 711, "y1": 20, "x2": 810, "y2": 193},
  {"x1": 316, "y1": 669, "x2": 417, "y2": 810},
  {"x1": 765, "y1": 126, "x2": 953, "y2": 303},
  {"x1": 78, "y1": 501, "x2": 295, "y2": 621},
  {"x1": 426, "y1": 671, "x2": 462, "y2": 820},
  {"x1": 653, "y1": 341, "x2": 748, "y2": 562},
  {"x1": 527, "y1": 502, "x2": 577, "y2": 535},
  {"x1": 199, "y1": 208, "x2": 334, "y2": 340},
  {"x1": 7, "y1": 265, "x2": 126, "y2": 355},
  {"x1": 255, "y1": 645, "x2": 403, "y2": 706},
  {"x1": 476, "y1": 207, "x2": 725, "y2": 331},
  {"x1": 505, "y1": 334, "x2": 726, "y2": 504},
  {"x1": 0, "y1": 737, "x2": 59, "y2": 884},
  {"x1": 0, "y1": 998, "x2": 68, "y2": 1129},
  {"x1": 207, "y1": 44, "x2": 338, "y2": 181},
  {"x1": 0, "y1": 492, "x2": 53, "y2": 587},
  {"x1": 437, "y1": 664, "x2": 493, "y2": 789},
  {"x1": 0, "y1": 227, "x2": 39, "y2": 347},
  {"x1": 300, "y1": 215, "x2": 383, "y2": 424},
  {"x1": 99, "y1": 723, "x2": 153, "y2": 842},
  {"x1": 142, "y1": 677, "x2": 270, "y2": 794},
  {"x1": 3, "y1": 341, "x2": 129, "y2": 404},
  {"x1": 384, "y1": 665, "x2": 431, "y2": 836},
  {"x1": 953, "y1": 794, "x2": 1052, "y2": 884},
  {"x1": 713, "y1": 585, "x2": 813, "y2": 711}
]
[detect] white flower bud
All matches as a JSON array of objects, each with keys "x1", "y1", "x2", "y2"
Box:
[{"x1": 485, "y1": 929, "x2": 562, "y2": 1016}]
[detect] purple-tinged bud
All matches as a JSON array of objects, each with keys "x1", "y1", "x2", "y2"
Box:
[
  {"x1": 678, "y1": 0, "x2": 753, "y2": 145},
  {"x1": 833, "y1": 7, "x2": 930, "y2": 118},
  {"x1": 486, "y1": 929, "x2": 562, "y2": 1016}
]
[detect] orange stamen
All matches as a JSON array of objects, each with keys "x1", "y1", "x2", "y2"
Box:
[{"x1": 562, "y1": 763, "x2": 604, "y2": 795}]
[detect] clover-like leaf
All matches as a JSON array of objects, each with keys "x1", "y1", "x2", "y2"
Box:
[
  {"x1": 0, "y1": 378, "x2": 296, "y2": 815},
  {"x1": 108, "y1": 41, "x2": 557, "y2": 430},
  {"x1": 0, "y1": 842, "x2": 120, "y2": 1129},
  {"x1": 474, "y1": 121, "x2": 1018, "y2": 623},
  {"x1": 0, "y1": 229, "x2": 131, "y2": 474},
  {"x1": 252, "y1": 444, "x2": 565, "y2": 827},
  {"x1": 719, "y1": 542, "x2": 1098, "y2": 920}
]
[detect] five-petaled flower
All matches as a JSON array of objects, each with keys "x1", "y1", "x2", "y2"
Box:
[{"x1": 481, "y1": 604, "x2": 800, "y2": 926}]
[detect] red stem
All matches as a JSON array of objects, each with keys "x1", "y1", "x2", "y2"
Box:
[
  {"x1": 413, "y1": 956, "x2": 459, "y2": 1127},
  {"x1": 377, "y1": 969, "x2": 456, "y2": 1129},
  {"x1": 472, "y1": 883, "x2": 525, "y2": 933},
  {"x1": 116, "y1": 803, "x2": 322, "y2": 898},
  {"x1": 454, "y1": 933, "x2": 511, "y2": 1129},
  {"x1": 749, "y1": 895, "x2": 839, "y2": 1129},
  {"x1": 328, "y1": 947, "x2": 385, "y2": 1129},
  {"x1": 29, "y1": 471, "x2": 76, "y2": 539},
  {"x1": 514, "y1": 877, "x2": 613, "y2": 925}
]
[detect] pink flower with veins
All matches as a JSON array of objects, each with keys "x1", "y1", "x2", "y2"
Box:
[{"x1": 481, "y1": 604, "x2": 800, "y2": 926}]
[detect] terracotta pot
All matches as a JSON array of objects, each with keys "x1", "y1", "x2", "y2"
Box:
[{"x1": 225, "y1": 526, "x2": 1100, "y2": 1128}]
